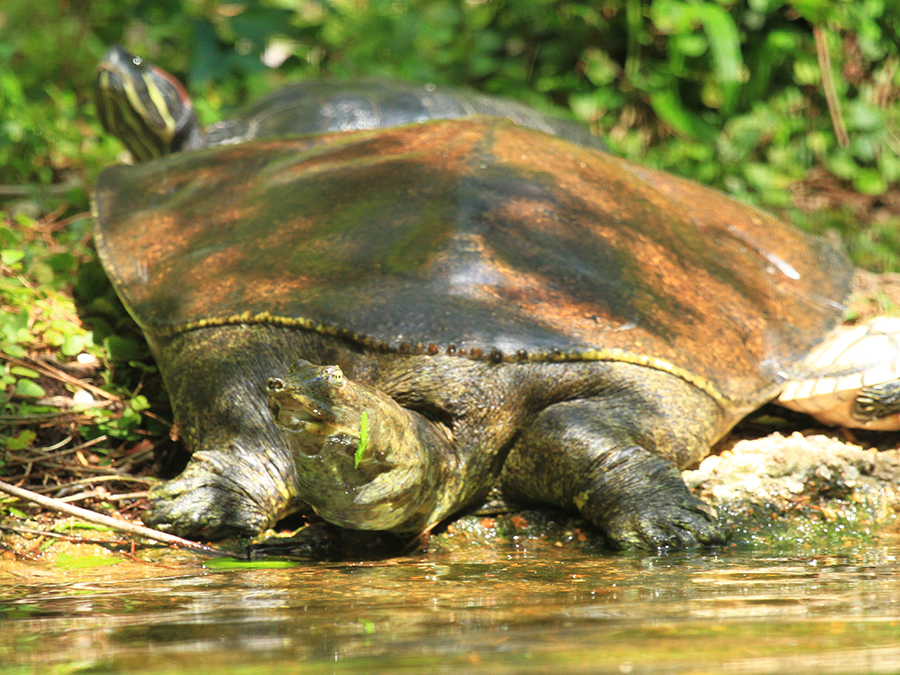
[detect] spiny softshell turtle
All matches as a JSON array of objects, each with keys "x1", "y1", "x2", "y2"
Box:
[{"x1": 92, "y1": 47, "x2": 900, "y2": 549}]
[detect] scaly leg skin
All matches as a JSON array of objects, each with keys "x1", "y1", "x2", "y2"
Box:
[
  {"x1": 142, "y1": 325, "x2": 315, "y2": 540},
  {"x1": 854, "y1": 380, "x2": 900, "y2": 423},
  {"x1": 500, "y1": 366, "x2": 730, "y2": 550},
  {"x1": 144, "y1": 443, "x2": 301, "y2": 540},
  {"x1": 572, "y1": 443, "x2": 720, "y2": 549}
]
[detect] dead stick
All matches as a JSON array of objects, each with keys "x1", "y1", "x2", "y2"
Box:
[
  {"x1": 4, "y1": 355, "x2": 121, "y2": 402},
  {"x1": 0, "y1": 478, "x2": 237, "y2": 559}
]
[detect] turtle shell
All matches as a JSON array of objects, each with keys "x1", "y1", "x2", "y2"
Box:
[
  {"x1": 93, "y1": 117, "x2": 853, "y2": 404},
  {"x1": 205, "y1": 80, "x2": 605, "y2": 151}
]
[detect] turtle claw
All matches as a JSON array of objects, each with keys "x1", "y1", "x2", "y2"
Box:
[
  {"x1": 578, "y1": 445, "x2": 729, "y2": 551},
  {"x1": 144, "y1": 482, "x2": 268, "y2": 541},
  {"x1": 603, "y1": 496, "x2": 728, "y2": 550}
]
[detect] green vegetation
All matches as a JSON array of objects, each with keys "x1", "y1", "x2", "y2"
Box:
[
  {"x1": 5, "y1": 1, "x2": 900, "y2": 209},
  {"x1": 355, "y1": 411, "x2": 370, "y2": 469},
  {"x1": 1, "y1": 0, "x2": 899, "y2": 535}
]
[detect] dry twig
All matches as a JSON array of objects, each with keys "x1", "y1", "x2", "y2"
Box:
[{"x1": 0, "y1": 478, "x2": 236, "y2": 558}]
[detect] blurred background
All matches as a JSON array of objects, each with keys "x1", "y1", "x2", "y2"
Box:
[{"x1": 3, "y1": 0, "x2": 900, "y2": 247}]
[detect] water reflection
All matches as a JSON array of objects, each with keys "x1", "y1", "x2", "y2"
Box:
[{"x1": 3, "y1": 545, "x2": 900, "y2": 674}]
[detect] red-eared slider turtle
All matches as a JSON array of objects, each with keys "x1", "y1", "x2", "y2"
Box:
[
  {"x1": 94, "y1": 46, "x2": 604, "y2": 162},
  {"x1": 93, "y1": 48, "x2": 900, "y2": 549}
]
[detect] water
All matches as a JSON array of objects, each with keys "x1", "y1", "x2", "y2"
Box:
[{"x1": 4, "y1": 540, "x2": 900, "y2": 675}]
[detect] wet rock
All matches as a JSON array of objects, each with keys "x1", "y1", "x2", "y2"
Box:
[{"x1": 685, "y1": 432, "x2": 900, "y2": 550}]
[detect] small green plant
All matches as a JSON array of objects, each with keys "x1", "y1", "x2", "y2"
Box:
[
  {"x1": 0, "y1": 213, "x2": 95, "y2": 358},
  {"x1": 0, "y1": 206, "x2": 165, "y2": 465}
]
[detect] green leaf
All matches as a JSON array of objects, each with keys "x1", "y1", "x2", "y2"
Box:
[
  {"x1": 103, "y1": 335, "x2": 142, "y2": 362},
  {"x1": 878, "y1": 151, "x2": 900, "y2": 183},
  {"x1": 581, "y1": 47, "x2": 619, "y2": 86},
  {"x1": 1, "y1": 249, "x2": 25, "y2": 266},
  {"x1": 355, "y1": 410, "x2": 369, "y2": 468},
  {"x1": 6, "y1": 429, "x2": 36, "y2": 451},
  {"x1": 650, "y1": 0, "x2": 695, "y2": 34},
  {"x1": 74, "y1": 261, "x2": 112, "y2": 300},
  {"x1": 846, "y1": 101, "x2": 884, "y2": 131},
  {"x1": 204, "y1": 558, "x2": 298, "y2": 570},
  {"x1": 3, "y1": 344, "x2": 26, "y2": 358},
  {"x1": 826, "y1": 149, "x2": 859, "y2": 179},
  {"x1": 14, "y1": 378, "x2": 45, "y2": 399},
  {"x1": 853, "y1": 168, "x2": 888, "y2": 196},
  {"x1": 52, "y1": 521, "x2": 112, "y2": 532},
  {"x1": 672, "y1": 33, "x2": 708, "y2": 58},
  {"x1": 0, "y1": 309, "x2": 30, "y2": 345},
  {"x1": 47, "y1": 252, "x2": 77, "y2": 274},
  {"x1": 696, "y1": 4, "x2": 742, "y2": 84},
  {"x1": 793, "y1": 58, "x2": 820, "y2": 86},
  {"x1": 649, "y1": 87, "x2": 717, "y2": 140},
  {"x1": 61, "y1": 331, "x2": 90, "y2": 357},
  {"x1": 54, "y1": 553, "x2": 121, "y2": 569},
  {"x1": 9, "y1": 366, "x2": 40, "y2": 378}
]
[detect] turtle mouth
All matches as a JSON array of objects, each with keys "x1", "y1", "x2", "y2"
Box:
[{"x1": 269, "y1": 392, "x2": 336, "y2": 434}]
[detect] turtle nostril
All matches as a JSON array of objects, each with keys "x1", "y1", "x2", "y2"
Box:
[{"x1": 267, "y1": 377, "x2": 285, "y2": 392}]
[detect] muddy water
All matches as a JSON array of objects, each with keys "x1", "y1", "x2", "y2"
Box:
[{"x1": 4, "y1": 538, "x2": 900, "y2": 675}]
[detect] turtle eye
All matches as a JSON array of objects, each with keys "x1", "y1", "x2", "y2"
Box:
[
  {"x1": 324, "y1": 366, "x2": 344, "y2": 387},
  {"x1": 267, "y1": 377, "x2": 286, "y2": 393}
]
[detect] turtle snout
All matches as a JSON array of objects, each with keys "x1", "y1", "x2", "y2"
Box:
[{"x1": 267, "y1": 377, "x2": 286, "y2": 393}]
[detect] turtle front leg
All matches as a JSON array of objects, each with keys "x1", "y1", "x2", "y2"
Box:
[
  {"x1": 141, "y1": 326, "x2": 312, "y2": 540},
  {"x1": 500, "y1": 366, "x2": 729, "y2": 550},
  {"x1": 144, "y1": 439, "x2": 303, "y2": 540}
]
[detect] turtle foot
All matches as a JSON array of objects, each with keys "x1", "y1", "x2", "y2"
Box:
[
  {"x1": 602, "y1": 493, "x2": 727, "y2": 550},
  {"x1": 580, "y1": 446, "x2": 729, "y2": 551},
  {"x1": 143, "y1": 451, "x2": 289, "y2": 540}
]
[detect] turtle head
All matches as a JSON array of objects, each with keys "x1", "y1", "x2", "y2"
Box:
[
  {"x1": 94, "y1": 45, "x2": 204, "y2": 162},
  {"x1": 267, "y1": 360, "x2": 443, "y2": 533}
]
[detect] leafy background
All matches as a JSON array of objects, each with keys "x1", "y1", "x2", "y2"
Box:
[{"x1": 1, "y1": 0, "x2": 899, "y2": 495}]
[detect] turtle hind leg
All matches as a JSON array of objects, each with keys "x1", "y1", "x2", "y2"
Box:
[{"x1": 500, "y1": 365, "x2": 729, "y2": 550}]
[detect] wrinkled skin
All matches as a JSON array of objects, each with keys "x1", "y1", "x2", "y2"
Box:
[
  {"x1": 143, "y1": 324, "x2": 737, "y2": 549},
  {"x1": 266, "y1": 360, "x2": 450, "y2": 532}
]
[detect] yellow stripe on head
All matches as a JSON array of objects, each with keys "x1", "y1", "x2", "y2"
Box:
[{"x1": 143, "y1": 71, "x2": 178, "y2": 140}]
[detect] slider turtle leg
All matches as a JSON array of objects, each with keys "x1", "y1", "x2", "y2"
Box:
[{"x1": 853, "y1": 381, "x2": 900, "y2": 423}]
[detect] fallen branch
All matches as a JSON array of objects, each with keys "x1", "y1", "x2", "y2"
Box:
[
  {"x1": 0, "y1": 478, "x2": 237, "y2": 559},
  {"x1": 6, "y1": 355, "x2": 121, "y2": 402},
  {"x1": 0, "y1": 176, "x2": 82, "y2": 198}
]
